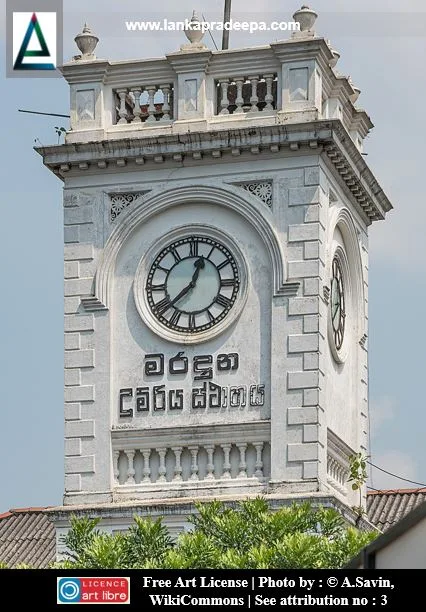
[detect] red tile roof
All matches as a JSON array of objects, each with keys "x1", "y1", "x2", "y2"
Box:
[
  {"x1": 0, "y1": 507, "x2": 55, "y2": 568},
  {"x1": 367, "y1": 488, "x2": 426, "y2": 531}
]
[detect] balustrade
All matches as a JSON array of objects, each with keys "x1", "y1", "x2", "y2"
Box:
[
  {"x1": 114, "y1": 440, "x2": 269, "y2": 486},
  {"x1": 215, "y1": 73, "x2": 277, "y2": 115},
  {"x1": 114, "y1": 84, "x2": 173, "y2": 124},
  {"x1": 327, "y1": 452, "x2": 349, "y2": 493}
]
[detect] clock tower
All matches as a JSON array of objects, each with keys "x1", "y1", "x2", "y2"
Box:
[{"x1": 38, "y1": 7, "x2": 392, "y2": 538}]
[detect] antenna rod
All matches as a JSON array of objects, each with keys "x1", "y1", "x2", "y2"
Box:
[
  {"x1": 222, "y1": 0, "x2": 232, "y2": 50},
  {"x1": 18, "y1": 109, "x2": 70, "y2": 118}
]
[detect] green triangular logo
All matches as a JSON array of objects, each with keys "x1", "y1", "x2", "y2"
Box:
[{"x1": 14, "y1": 12, "x2": 55, "y2": 70}]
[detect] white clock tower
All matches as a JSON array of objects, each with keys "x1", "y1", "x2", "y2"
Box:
[{"x1": 38, "y1": 7, "x2": 392, "y2": 539}]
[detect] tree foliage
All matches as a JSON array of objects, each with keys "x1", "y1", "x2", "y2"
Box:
[{"x1": 51, "y1": 499, "x2": 376, "y2": 570}]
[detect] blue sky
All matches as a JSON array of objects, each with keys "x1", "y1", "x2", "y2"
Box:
[{"x1": 0, "y1": 0, "x2": 425, "y2": 509}]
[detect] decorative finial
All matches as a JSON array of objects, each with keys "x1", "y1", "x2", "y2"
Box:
[
  {"x1": 292, "y1": 5, "x2": 318, "y2": 39},
  {"x1": 74, "y1": 23, "x2": 99, "y2": 60},
  {"x1": 180, "y1": 10, "x2": 207, "y2": 51}
]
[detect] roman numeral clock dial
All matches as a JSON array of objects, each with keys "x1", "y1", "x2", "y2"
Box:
[
  {"x1": 330, "y1": 256, "x2": 345, "y2": 351},
  {"x1": 145, "y1": 236, "x2": 240, "y2": 334}
]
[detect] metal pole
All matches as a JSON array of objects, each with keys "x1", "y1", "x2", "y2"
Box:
[
  {"x1": 18, "y1": 109, "x2": 70, "y2": 118},
  {"x1": 222, "y1": 0, "x2": 232, "y2": 50}
]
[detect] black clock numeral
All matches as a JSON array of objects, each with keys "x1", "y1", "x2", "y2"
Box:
[
  {"x1": 149, "y1": 283, "x2": 166, "y2": 292},
  {"x1": 155, "y1": 297, "x2": 172, "y2": 315},
  {"x1": 157, "y1": 264, "x2": 171, "y2": 273},
  {"x1": 189, "y1": 239, "x2": 199, "y2": 257},
  {"x1": 220, "y1": 278, "x2": 235, "y2": 287},
  {"x1": 189, "y1": 313, "x2": 196, "y2": 330},
  {"x1": 206, "y1": 245, "x2": 215, "y2": 259},
  {"x1": 217, "y1": 258, "x2": 231, "y2": 271},
  {"x1": 170, "y1": 248, "x2": 181, "y2": 263},
  {"x1": 206, "y1": 309, "x2": 215, "y2": 322},
  {"x1": 169, "y1": 310, "x2": 181, "y2": 327},
  {"x1": 215, "y1": 294, "x2": 231, "y2": 308}
]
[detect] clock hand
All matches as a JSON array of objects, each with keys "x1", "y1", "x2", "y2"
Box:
[
  {"x1": 169, "y1": 258, "x2": 205, "y2": 306},
  {"x1": 169, "y1": 282, "x2": 193, "y2": 306},
  {"x1": 191, "y1": 257, "x2": 205, "y2": 285}
]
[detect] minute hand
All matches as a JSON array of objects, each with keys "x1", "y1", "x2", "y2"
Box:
[{"x1": 170, "y1": 258, "x2": 205, "y2": 306}]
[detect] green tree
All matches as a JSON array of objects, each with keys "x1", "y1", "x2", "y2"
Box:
[{"x1": 54, "y1": 499, "x2": 376, "y2": 570}]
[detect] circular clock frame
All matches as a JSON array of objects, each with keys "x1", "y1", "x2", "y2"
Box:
[
  {"x1": 133, "y1": 224, "x2": 248, "y2": 344},
  {"x1": 328, "y1": 247, "x2": 350, "y2": 363}
]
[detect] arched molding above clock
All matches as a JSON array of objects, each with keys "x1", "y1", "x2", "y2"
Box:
[
  {"x1": 327, "y1": 207, "x2": 365, "y2": 363},
  {"x1": 93, "y1": 184, "x2": 286, "y2": 310}
]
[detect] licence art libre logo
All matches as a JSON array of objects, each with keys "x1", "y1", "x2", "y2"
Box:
[
  {"x1": 57, "y1": 578, "x2": 130, "y2": 604},
  {"x1": 12, "y1": 12, "x2": 56, "y2": 70}
]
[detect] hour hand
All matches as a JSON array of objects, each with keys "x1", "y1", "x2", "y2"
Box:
[{"x1": 191, "y1": 257, "x2": 205, "y2": 285}]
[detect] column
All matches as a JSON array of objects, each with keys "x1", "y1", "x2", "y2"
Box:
[
  {"x1": 248, "y1": 76, "x2": 259, "y2": 112},
  {"x1": 172, "y1": 446, "x2": 183, "y2": 481},
  {"x1": 222, "y1": 444, "x2": 231, "y2": 479},
  {"x1": 219, "y1": 79, "x2": 230, "y2": 115},
  {"x1": 160, "y1": 84, "x2": 171, "y2": 120},
  {"x1": 234, "y1": 77, "x2": 245, "y2": 113},
  {"x1": 125, "y1": 450, "x2": 135, "y2": 484},
  {"x1": 237, "y1": 443, "x2": 247, "y2": 478},
  {"x1": 116, "y1": 88, "x2": 128, "y2": 124},
  {"x1": 189, "y1": 446, "x2": 199, "y2": 481},
  {"x1": 264, "y1": 74, "x2": 274, "y2": 111},
  {"x1": 205, "y1": 445, "x2": 215, "y2": 480},
  {"x1": 254, "y1": 442, "x2": 264, "y2": 478},
  {"x1": 145, "y1": 85, "x2": 157, "y2": 123},
  {"x1": 142, "y1": 449, "x2": 151, "y2": 483},
  {"x1": 131, "y1": 87, "x2": 142, "y2": 122}
]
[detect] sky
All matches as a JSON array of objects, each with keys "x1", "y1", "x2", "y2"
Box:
[{"x1": 0, "y1": 0, "x2": 425, "y2": 509}]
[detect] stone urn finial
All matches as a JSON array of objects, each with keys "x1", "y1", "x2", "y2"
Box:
[
  {"x1": 181, "y1": 10, "x2": 207, "y2": 51},
  {"x1": 74, "y1": 23, "x2": 99, "y2": 60},
  {"x1": 292, "y1": 5, "x2": 318, "y2": 38}
]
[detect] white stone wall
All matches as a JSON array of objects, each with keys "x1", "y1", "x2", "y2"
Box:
[{"x1": 61, "y1": 148, "x2": 369, "y2": 507}]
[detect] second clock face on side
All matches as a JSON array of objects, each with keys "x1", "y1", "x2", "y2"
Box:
[
  {"x1": 145, "y1": 236, "x2": 240, "y2": 334},
  {"x1": 330, "y1": 256, "x2": 345, "y2": 350}
]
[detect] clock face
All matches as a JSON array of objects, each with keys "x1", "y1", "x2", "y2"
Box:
[
  {"x1": 330, "y1": 256, "x2": 345, "y2": 350},
  {"x1": 145, "y1": 236, "x2": 240, "y2": 334}
]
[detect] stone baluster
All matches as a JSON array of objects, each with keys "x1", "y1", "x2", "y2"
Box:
[
  {"x1": 205, "y1": 445, "x2": 215, "y2": 480},
  {"x1": 219, "y1": 79, "x2": 230, "y2": 114},
  {"x1": 160, "y1": 84, "x2": 171, "y2": 120},
  {"x1": 131, "y1": 87, "x2": 142, "y2": 122},
  {"x1": 145, "y1": 85, "x2": 157, "y2": 123},
  {"x1": 113, "y1": 450, "x2": 120, "y2": 484},
  {"x1": 237, "y1": 443, "x2": 248, "y2": 478},
  {"x1": 142, "y1": 449, "x2": 151, "y2": 483},
  {"x1": 264, "y1": 74, "x2": 274, "y2": 111},
  {"x1": 158, "y1": 448, "x2": 167, "y2": 482},
  {"x1": 253, "y1": 442, "x2": 264, "y2": 478},
  {"x1": 189, "y1": 446, "x2": 199, "y2": 481},
  {"x1": 116, "y1": 88, "x2": 129, "y2": 124},
  {"x1": 172, "y1": 447, "x2": 183, "y2": 481},
  {"x1": 234, "y1": 77, "x2": 245, "y2": 113},
  {"x1": 248, "y1": 76, "x2": 259, "y2": 112},
  {"x1": 125, "y1": 450, "x2": 135, "y2": 484},
  {"x1": 222, "y1": 444, "x2": 232, "y2": 479}
]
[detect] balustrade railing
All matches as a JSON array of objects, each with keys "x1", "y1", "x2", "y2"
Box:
[
  {"x1": 215, "y1": 73, "x2": 278, "y2": 115},
  {"x1": 114, "y1": 84, "x2": 174, "y2": 125},
  {"x1": 113, "y1": 440, "x2": 270, "y2": 486},
  {"x1": 327, "y1": 452, "x2": 349, "y2": 494}
]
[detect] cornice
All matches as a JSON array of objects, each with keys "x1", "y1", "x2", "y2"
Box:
[{"x1": 35, "y1": 119, "x2": 391, "y2": 224}]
